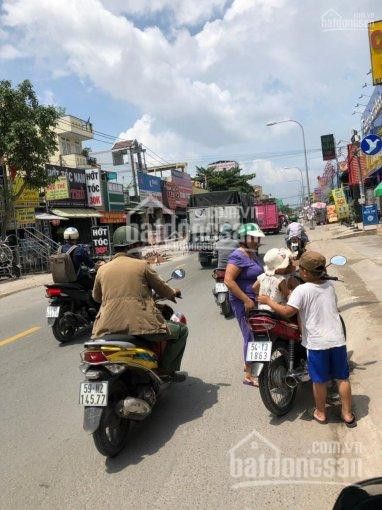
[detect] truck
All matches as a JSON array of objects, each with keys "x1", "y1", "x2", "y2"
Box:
[
  {"x1": 187, "y1": 190, "x2": 256, "y2": 268},
  {"x1": 254, "y1": 202, "x2": 280, "y2": 234}
]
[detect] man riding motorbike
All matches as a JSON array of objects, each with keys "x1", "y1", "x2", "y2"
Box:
[
  {"x1": 61, "y1": 227, "x2": 95, "y2": 289},
  {"x1": 91, "y1": 225, "x2": 188, "y2": 377},
  {"x1": 215, "y1": 223, "x2": 239, "y2": 270},
  {"x1": 285, "y1": 221, "x2": 309, "y2": 251}
]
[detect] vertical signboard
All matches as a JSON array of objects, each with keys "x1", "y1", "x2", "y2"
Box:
[
  {"x1": 368, "y1": 20, "x2": 382, "y2": 86},
  {"x1": 332, "y1": 188, "x2": 350, "y2": 220},
  {"x1": 137, "y1": 171, "x2": 163, "y2": 206},
  {"x1": 170, "y1": 170, "x2": 192, "y2": 207},
  {"x1": 321, "y1": 134, "x2": 336, "y2": 161},
  {"x1": 107, "y1": 182, "x2": 125, "y2": 211},
  {"x1": 91, "y1": 225, "x2": 111, "y2": 256},
  {"x1": 85, "y1": 169, "x2": 103, "y2": 208}
]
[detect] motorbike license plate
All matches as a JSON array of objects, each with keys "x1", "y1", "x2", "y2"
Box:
[
  {"x1": 246, "y1": 341, "x2": 272, "y2": 362},
  {"x1": 215, "y1": 282, "x2": 228, "y2": 293},
  {"x1": 46, "y1": 306, "x2": 60, "y2": 318},
  {"x1": 79, "y1": 381, "x2": 108, "y2": 406}
]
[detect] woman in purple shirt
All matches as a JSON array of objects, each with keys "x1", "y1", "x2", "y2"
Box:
[{"x1": 225, "y1": 223, "x2": 265, "y2": 386}]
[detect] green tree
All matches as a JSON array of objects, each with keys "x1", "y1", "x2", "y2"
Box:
[
  {"x1": 195, "y1": 166, "x2": 256, "y2": 193},
  {"x1": 0, "y1": 80, "x2": 62, "y2": 238}
]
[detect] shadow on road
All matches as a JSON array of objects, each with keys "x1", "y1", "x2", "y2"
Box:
[
  {"x1": 105, "y1": 377, "x2": 228, "y2": 473},
  {"x1": 338, "y1": 300, "x2": 380, "y2": 312}
]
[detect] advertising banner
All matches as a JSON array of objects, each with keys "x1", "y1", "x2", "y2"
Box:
[
  {"x1": 85, "y1": 169, "x2": 103, "y2": 208},
  {"x1": 326, "y1": 204, "x2": 338, "y2": 223},
  {"x1": 13, "y1": 178, "x2": 39, "y2": 208},
  {"x1": 137, "y1": 171, "x2": 163, "y2": 206},
  {"x1": 15, "y1": 207, "x2": 35, "y2": 226},
  {"x1": 46, "y1": 165, "x2": 87, "y2": 207},
  {"x1": 332, "y1": 188, "x2": 350, "y2": 220},
  {"x1": 162, "y1": 180, "x2": 179, "y2": 210},
  {"x1": 91, "y1": 225, "x2": 111, "y2": 256},
  {"x1": 368, "y1": 20, "x2": 382, "y2": 86},
  {"x1": 99, "y1": 212, "x2": 126, "y2": 224},
  {"x1": 45, "y1": 176, "x2": 70, "y2": 201},
  {"x1": 321, "y1": 134, "x2": 336, "y2": 161},
  {"x1": 170, "y1": 170, "x2": 192, "y2": 208}
]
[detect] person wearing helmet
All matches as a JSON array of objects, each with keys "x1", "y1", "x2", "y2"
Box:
[
  {"x1": 91, "y1": 225, "x2": 188, "y2": 376},
  {"x1": 215, "y1": 223, "x2": 239, "y2": 270},
  {"x1": 61, "y1": 227, "x2": 95, "y2": 289},
  {"x1": 224, "y1": 223, "x2": 265, "y2": 386}
]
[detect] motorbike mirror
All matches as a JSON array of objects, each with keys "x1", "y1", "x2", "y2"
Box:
[
  {"x1": 330, "y1": 255, "x2": 347, "y2": 267},
  {"x1": 171, "y1": 268, "x2": 186, "y2": 280}
]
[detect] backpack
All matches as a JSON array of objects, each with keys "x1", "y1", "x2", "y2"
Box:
[{"x1": 50, "y1": 245, "x2": 78, "y2": 283}]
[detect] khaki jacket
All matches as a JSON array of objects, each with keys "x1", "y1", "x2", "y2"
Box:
[{"x1": 91, "y1": 253, "x2": 175, "y2": 338}]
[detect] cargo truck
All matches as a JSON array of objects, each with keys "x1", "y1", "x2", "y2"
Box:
[
  {"x1": 188, "y1": 191, "x2": 256, "y2": 268},
  {"x1": 254, "y1": 202, "x2": 280, "y2": 234}
]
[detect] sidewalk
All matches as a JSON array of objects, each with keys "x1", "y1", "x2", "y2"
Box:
[
  {"x1": 0, "y1": 273, "x2": 52, "y2": 299},
  {"x1": 308, "y1": 225, "x2": 382, "y2": 475}
]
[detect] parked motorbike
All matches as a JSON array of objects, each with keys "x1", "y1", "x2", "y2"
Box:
[
  {"x1": 247, "y1": 255, "x2": 347, "y2": 416},
  {"x1": 332, "y1": 477, "x2": 382, "y2": 509},
  {"x1": 45, "y1": 269, "x2": 99, "y2": 343},
  {"x1": 212, "y1": 268, "x2": 232, "y2": 318},
  {"x1": 79, "y1": 268, "x2": 187, "y2": 457}
]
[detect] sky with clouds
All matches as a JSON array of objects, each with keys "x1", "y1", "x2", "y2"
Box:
[{"x1": 0, "y1": 0, "x2": 380, "y2": 205}]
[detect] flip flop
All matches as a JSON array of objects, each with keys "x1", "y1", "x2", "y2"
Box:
[
  {"x1": 341, "y1": 413, "x2": 357, "y2": 428},
  {"x1": 243, "y1": 378, "x2": 259, "y2": 387},
  {"x1": 309, "y1": 408, "x2": 327, "y2": 424}
]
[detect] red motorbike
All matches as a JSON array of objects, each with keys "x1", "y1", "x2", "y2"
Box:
[{"x1": 247, "y1": 255, "x2": 347, "y2": 416}]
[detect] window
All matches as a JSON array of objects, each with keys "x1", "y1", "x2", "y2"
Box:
[
  {"x1": 74, "y1": 140, "x2": 82, "y2": 154},
  {"x1": 60, "y1": 137, "x2": 72, "y2": 155}
]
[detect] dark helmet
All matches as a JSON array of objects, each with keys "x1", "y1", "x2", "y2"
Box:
[{"x1": 113, "y1": 226, "x2": 140, "y2": 248}]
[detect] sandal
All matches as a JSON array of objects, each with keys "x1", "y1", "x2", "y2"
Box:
[
  {"x1": 341, "y1": 413, "x2": 357, "y2": 428},
  {"x1": 243, "y1": 377, "x2": 259, "y2": 387},
  {"x1": 309, "y1": 408, "x2": 327, "y2": 424}
]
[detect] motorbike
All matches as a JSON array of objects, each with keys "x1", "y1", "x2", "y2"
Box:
[
  {"x1": 332, "y1": 477, "x2": 382, "y2": 509},
  {"x1": 45, "y1": 269, "x2": 99, "y2": 343},
  {"x1": 247, "y1": 255, "x2": 347, "y2": 416},
  {"x1": 212, "y1": 268, "x2": 232, "y2": 318},
  {"x1": 79, "y1": 268, "x2": 187, "y2": 457}
]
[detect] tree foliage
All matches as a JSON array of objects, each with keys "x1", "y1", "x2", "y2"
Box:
[
  {"x1": 194, "y1": 166, "x2": 256, "y2": 194},
  {"x1": 0, "y1": 80, "x2": 62, "y2": 236}
]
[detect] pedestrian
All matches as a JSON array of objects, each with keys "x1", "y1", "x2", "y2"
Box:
[
  {"x1": 224, "y1": 223, "x2": 265, "y2": 387},
  {"x1": 252, "y1": 248, "x2": 295, "y2": 310},
  {"x1": 258, "y1": 251, "x2": 355, "y2": 427}
]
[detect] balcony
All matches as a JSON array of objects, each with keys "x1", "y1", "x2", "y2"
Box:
[
  {"x1": 49, "y1": 153, "x2": 89, "y2": 169},
  {"x1": 56, "y1": 115, "x2": 94, "y2": 141}
]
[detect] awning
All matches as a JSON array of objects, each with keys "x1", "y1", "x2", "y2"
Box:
[
  {"x1": 374, "y1": 182, "x2": 382, "y2": 197},
  {"x1": 35, "y1": 213, "x2": 69, "y2": 221},
  {"x1": 52, "y1": 208, "x2": 102, "y2": 218}
]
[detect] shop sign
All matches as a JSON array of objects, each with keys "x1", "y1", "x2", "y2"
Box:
[
  {"x1": 107, "y1": 181, "x2": 125, "y2": 212},
  {"x1": 362, "y1": 204, "x2": 379, "y2": 228},
  {"x1": 45, "y1": 176, "x2": 70, "y2": 201},
  {"x1": 85, "y1": 169, "x2": 103, "y2": 207},
  {"x1": 321, "y1": 134, "x2": 336, "y2": 161},
  {"x1": 368, "y1": 20, "x2": 382, "y2": 86},
  {"x1": 15, "y1": 207, "x2": 36, "y2": 226},
  {"x1": 162, "y1": 181, "x2": 179, "y2": 210},
  {"x1": 137, "y1": 171, "x2": 163, "y2": 207},
  {"x1": 99, "y1": 212, "x2": 126, "y2": 224},
  {"x1": 91, "y1": 225, "x2": 111, "y2": 256},
  {"x1": 365, "y1": 151, "x2": 382, "y2": 176},
  {"x1": 170, "y1": 170, "x2": 192, "y2": 208},
  {"x1": 46, "y1": 165, "x2": 87, "y2": 207},
  {"x1": 13, "y1": 178, "x2": 39, "y2": 207},
  {"x1": 332, "y1": 188, "x2": 350, "y2": 220}
]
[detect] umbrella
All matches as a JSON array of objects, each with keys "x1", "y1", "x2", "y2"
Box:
[
  {"x1": 311, "y1": 202, "x2": 327, "y2": 209},
  {"x1": 374, "y1": 182, "x2": 382, "y2": 197}
]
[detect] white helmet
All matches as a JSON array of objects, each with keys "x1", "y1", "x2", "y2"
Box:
[
  {"x1": 63, "y1": 227, "x2": 79, "y2": 240},
  {"x1": 264, "y1": 248, "x2": 292, "y2": 276}
]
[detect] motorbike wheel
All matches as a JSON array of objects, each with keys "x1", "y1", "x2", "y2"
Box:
[
  {"x1": 52, "y1": 307, "x2": 76, "y2": 343},
  {"x1": 93, "y1": 382, "x2": 130, "y2": 457},
  {"x1": 259, "y1": 339, "x2": 297, "y2": 416},
  {"x1": 221, "y1": 297, "x2": 232, "y2": 318},
  {"x1": 200, "y1": 260, "x2": 210, "y2": 268}
]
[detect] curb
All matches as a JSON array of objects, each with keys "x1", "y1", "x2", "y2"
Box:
[{"x1": 0, "y1": 281, "x2": 48, "y2": 300}]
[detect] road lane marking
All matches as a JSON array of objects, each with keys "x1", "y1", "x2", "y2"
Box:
[{"x1": 0, "y1": 326, "x2": 41, "y2": 348}]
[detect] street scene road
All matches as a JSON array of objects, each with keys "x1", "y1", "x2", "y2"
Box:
[{"x1": 1, "y1": 231, "x2": 379, "y2": 509}]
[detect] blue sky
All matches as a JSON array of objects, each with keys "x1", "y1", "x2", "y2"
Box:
[{"x1": 1, "y1": 0, "x2": 380, "y2": 205}]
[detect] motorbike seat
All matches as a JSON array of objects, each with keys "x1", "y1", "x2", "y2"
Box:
[
  {"x1": 248, "y1": 309, "x2": 283, "y2": 321},
  {"x1": 47, "y1": 282, "x2": 84, "y2": 290}
]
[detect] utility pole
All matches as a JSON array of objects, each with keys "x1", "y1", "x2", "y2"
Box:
[
  {"x1": 129, "y1": 143, "x2": 138, "y2": 199},
  {"x1": 351, "y1": 129, "x2": 366, "y2": 208}
]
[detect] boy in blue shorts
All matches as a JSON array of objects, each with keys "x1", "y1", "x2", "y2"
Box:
[{"x1": 258, "y1": 251, "x2": 356, "y2": 427}]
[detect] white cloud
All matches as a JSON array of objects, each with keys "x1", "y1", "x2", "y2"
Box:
[
  {"x1": 0, "y1": 42, "x2": 21, "y2": 59},
  {"x1": 39, "y1": 89, "x2": 56, "y2": 105},
  {"x1": 0, "y1": 0, "x2": 378, "y2": 193}
]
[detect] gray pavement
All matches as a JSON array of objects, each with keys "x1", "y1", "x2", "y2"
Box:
[{"x1": 0, "y1": 234, "x2": 374, "y2": 509}]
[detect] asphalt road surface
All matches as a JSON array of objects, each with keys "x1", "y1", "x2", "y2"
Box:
[{"x1": 0, "y1": 234, "x2": 358, "y2": 509}]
